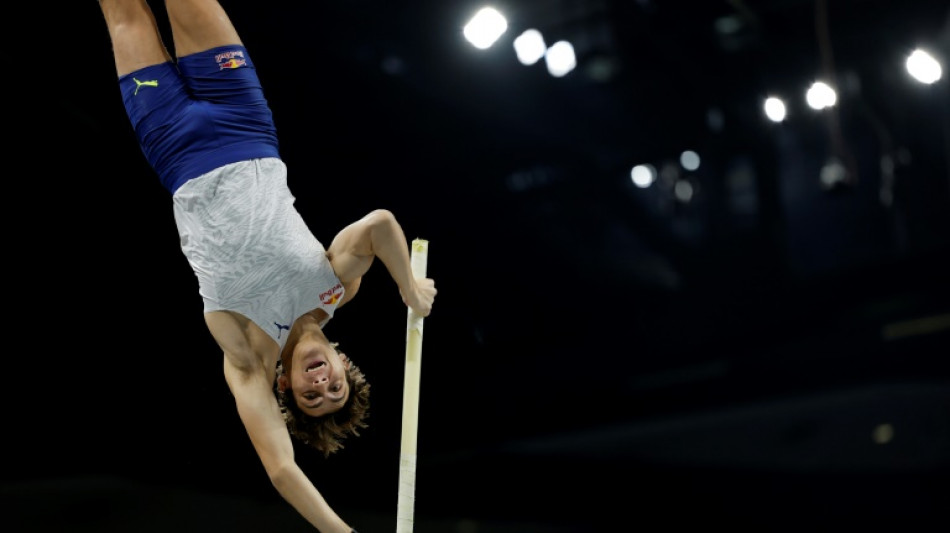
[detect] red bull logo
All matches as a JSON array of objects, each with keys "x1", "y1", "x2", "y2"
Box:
[
  {"x1": 320, "y1": 283, "x2": 344, "y2": 306},
  {"x1": 215, "y1": 49, "x2": 247, "y2": 70},
  {"x1": 218, "y1": 58, "x2": 246, "y2": 70}
]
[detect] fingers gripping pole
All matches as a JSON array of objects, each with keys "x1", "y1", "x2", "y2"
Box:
[{"x1": 397, "y1": 239, "x2": 428, "y2": 533}]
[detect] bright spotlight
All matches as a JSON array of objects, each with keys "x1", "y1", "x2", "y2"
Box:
[
  {"x1": 764, "y1": 96, "x2": 787, "y2": 122},
  {"x1": 806, "y1": 81, "x2": 837, "y2": 110},
  {"x1": 514, "y1": 29, "x2": 546, "y2": 66},
  {"x1": 906, "y1": 48, "x2": 943, "y2": 84},
  {"x1": 463, "y1": 7, "x2": 508, "y2": 50},
  {"x1": 630, "y1": 164, "x2": 656, "y2": 188},
  {"x1": 544, "y1": 40, "x2": 577, "y2": 78},
  {"x1": 680, "y1": 150, "x2": 700, "y2": 171}
]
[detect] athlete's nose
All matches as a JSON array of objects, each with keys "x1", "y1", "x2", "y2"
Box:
[{"x1": 312, "y1": 375, "x2": 328, "y2": 386}]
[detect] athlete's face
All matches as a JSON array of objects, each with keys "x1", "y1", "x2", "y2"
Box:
[{"x1": 288, "y1": 342, "x2": 351, "y2": 417}]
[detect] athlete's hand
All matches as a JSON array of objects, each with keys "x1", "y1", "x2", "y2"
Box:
[{"x1": 402, "y1": 277, "x2": 436, "y2": 317}]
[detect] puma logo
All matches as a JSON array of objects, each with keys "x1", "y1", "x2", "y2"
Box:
[{"x1": 132, "y1": 77, "x2": 159, "y2": 95}]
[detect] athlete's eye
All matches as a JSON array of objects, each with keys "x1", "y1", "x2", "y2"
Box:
[{"x1": 331, "y1": 383, "x2": 341, "y2": 393}]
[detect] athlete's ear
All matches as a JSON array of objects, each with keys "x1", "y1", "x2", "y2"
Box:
[{"x1": 277, "y1": 373, "x2": 290, "y2": 392}]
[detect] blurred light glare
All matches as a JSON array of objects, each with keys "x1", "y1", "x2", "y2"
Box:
[
  {"x1": 463, "y1": 7, "x2": 508, "y2": 50},
  {"x1": 674, "y1": 180, "x2": 694, "y2": 202},
  {"x1": 820, "y1": 158, "x2": 849, "y2": 189},
  {"x1": 630, "y1": 164, "x2": 656, "y2": 188},
  {"x1": 660, "y1": 162, "x2": 680, "y2": 187},
  {"x1": 872, "y1": 423, "x2": 894, "y2": 444},
  {"x1": 545, "y1": 40, "x2": 577, "y2": 77},
  {"x1": 906, "y1": 48, "x2": 943, "y2": 84},
  {"x1": 514, "y1": 29, "x2": 546, "y2": 66},
  {"x1": 806, "y1": 81, "x2": 837, "y2": 110},
  {"x1": 764, "y1": 96, "x2": 787, "y2": 122},
  {"x1": 706, "y1": 107, "x2": 725, "y2": 132},
  {"x1": 680, "y1": 150, "x2": 700, "y2": 171},
  {"x1": 714, "y1": 15, "x2": 743, "y2": 35}
]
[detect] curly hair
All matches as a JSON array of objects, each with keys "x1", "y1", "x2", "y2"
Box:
[{"x1": 274, "y1": 345, "x2": 371, "y2": 458}]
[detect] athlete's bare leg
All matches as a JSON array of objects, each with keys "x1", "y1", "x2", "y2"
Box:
[
  {"x1": 164, "y1": 0, "x2": 243, "y2": 58},
  {"x1": 99, "y1": 0, "x2": 172, "y2": 77}
]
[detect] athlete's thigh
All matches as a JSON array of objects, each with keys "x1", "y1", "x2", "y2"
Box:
[
  {"x1": 101, "y1": 0, "x2": 172, "y2": 76},
  {"x1": 165, "y1": 0, "x2": 243, "y2": 57}
]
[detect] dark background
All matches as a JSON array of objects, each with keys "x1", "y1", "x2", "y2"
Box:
[{"x1": 10, "y1": 1, "x2": 950, "y2": 531}]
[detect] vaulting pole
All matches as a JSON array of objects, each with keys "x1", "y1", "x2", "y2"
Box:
[{"x1": 396, "y1": 238, "x2": 428, "y2": 533}]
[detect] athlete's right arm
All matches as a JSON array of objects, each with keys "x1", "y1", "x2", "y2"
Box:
[
  {"x1": 327, "y1": 208, "x2": 436, "y2": 317},
  {"x1": 223, "y1": 353, "x2": 354, "y2": 533}
]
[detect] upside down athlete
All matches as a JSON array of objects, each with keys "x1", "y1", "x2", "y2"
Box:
[{"x1": 97, "y1": 1, "x2": 437, "y2": 531}]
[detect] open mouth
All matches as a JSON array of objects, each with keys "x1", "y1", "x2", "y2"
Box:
[{"x1": 306, "y1": 361, "x2": 326, "y2": 372}]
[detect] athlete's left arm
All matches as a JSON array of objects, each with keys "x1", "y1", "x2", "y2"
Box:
[{"x1": 224, "y1": 355, "x2": 354, "y2": 533}]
